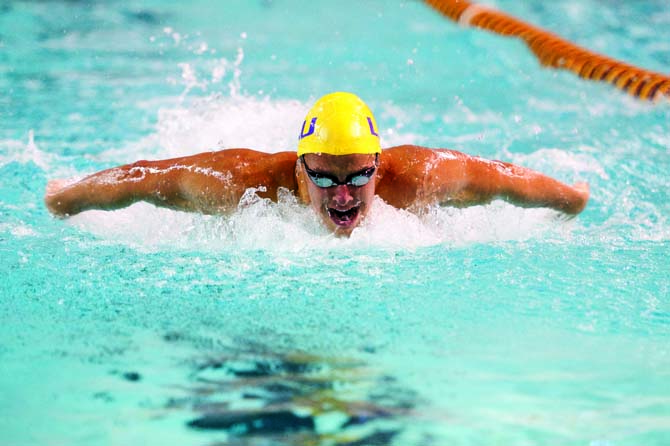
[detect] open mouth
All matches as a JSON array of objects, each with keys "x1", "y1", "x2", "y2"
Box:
[{"x1": 327, "y1": 206, "x2": 360, "y2": 227}]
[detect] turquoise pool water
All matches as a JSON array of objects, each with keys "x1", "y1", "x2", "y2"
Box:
[{"x1": 1, "y1": 1, "x2": 669, "y2": 445}]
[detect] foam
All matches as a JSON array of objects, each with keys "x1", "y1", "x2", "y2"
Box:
[
  {"x1": 504, "y1": 147, "x2": 609, "y2": 180},
  {"x1": 70, "y1": 192, "x2": 569, "y2": 253},
  {"x1": 11, "y1": 225, "x2": 38, "y2": 238},
  {"x1": 0, "y1": 130, "x2": 58, "y2": 172},
  {"x1": 599, "y1": 186, "x2": 670, "y2": 243}
]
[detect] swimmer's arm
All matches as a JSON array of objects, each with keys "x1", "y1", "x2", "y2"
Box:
[
  {"x1": 44, "y1": 150, "x2": 297, "y2": 217},
  {"x1": 427, "y1": 150, "x2": 589, "y2": 215},
  {"x1": 45, "y1": 156, "x2": 214, "y2": 216}
]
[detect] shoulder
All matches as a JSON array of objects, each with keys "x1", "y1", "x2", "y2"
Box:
[
  {"x1": 381, "y1": 144, "x2": 432, "y2": 161},
  {"x1": 375, "y1": 145, "x2": 474, "y2": 208},
  {"x1": 380, "y1": 145, "x2": 426, "y2": 174},
  {"x1": 375, "y1": 145, "x2": 441, "y2": 208},
  {"x1": 209, "y1": 148, "x2": 297, "y2": 162},
  {"x1": 201, "y1": 149, "x2": 297, "y2": 172},
  {"x1": 380, "y1": 145, "x2": 465, "y2": 173}
]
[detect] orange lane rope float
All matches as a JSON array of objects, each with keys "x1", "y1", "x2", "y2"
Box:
[{"x1": 423, "y1": 0, "x2": 670, "y2": 101}]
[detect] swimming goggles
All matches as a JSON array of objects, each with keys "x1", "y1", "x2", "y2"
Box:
[{"x1": 301, "y1": 154, "x2": 378, "y2": 188}]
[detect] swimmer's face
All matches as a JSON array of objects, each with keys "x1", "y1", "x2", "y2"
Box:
[{"x1": 301, "y1": 153, "x2": 378, "y2": 236}]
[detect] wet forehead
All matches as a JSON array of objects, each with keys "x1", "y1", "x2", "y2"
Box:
[{"x1": 303, "y1": 153, "x2": 377, "y2": 176}]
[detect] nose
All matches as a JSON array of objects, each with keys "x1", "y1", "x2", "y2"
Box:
[{"x1": 332, "y1": 184, "x2": 354, "y2": 207}]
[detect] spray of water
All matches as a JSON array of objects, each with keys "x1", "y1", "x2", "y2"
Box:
[{"x1": 16, "y1": 31, "x2": 661, "y2": 250}]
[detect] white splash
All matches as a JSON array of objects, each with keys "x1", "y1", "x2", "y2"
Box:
[
  {"x1": 11, "y1": 225, "x2": 38, "y2": 237},
  {"x1": 63, "y1": 88, "x2": 591, "y2": 251},
  {"x1": 504, "y1": 147, "x2": 609, "y2": 180},
  {"x1": 0, "y1": 130, "x2": 57, "y2": 171},
  {"x1": 69, "y1": 190, "x2": 570, "y2": 253},
  {"x1": 69, "y1": 190, "x2": 326, "y2": 252}
]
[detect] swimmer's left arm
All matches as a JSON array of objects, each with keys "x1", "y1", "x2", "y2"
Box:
[
  {"x1": 425, "y1": 149, "x2": 589, "y2": 215},
  {"x1": 471, "y1": 157, "x2": 589, "y2": 214}
]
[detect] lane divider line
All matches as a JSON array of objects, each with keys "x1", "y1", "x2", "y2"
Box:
[{"x1": 424, "y1": 0, "x2": 670, "y2": 101}]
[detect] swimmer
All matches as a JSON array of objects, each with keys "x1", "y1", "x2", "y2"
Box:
[{"x1": 45, "y1": 92, "x2": 589, "y2": 236}]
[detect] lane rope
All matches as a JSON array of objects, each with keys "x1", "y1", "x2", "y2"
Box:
[{"x1": 424, "y1": 0, "x2": 670, "y2": 101}]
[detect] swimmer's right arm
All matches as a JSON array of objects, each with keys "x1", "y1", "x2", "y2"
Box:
[
  {"x1": 44, "y1": 150, "x2": 299, "y2": 217},
  {"x1": 45, "y1": 158, "x2": 204, "y2": 216}
]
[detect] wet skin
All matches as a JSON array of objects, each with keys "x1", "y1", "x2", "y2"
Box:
[
  {"x1": 44, "y1": 145, "x2": 590, "y2": 235},
  {"x1": 299, "y1": 153, "x2": 378, "y2": 236}
]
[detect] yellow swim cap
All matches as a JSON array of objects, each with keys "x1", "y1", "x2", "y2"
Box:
[{"x1": 297, "y1": 92, "x2": 381, "y2": 156}]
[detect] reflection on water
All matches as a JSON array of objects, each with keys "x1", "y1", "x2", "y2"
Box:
[{"x1": 161, "y1": 331, "x2": 419, "y2": 445}]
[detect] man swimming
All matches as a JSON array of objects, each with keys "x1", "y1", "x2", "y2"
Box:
[{"x1": 45, "y1": 92, "x2": 589, "y2": 236}]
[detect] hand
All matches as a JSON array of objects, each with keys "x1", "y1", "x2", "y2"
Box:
[
  {"x1": 571, "y1": 181, "x2": 590, "y2": 214},
  {"x1": 573, "y1": 181, "x2": 589, "y2": 196},
  {"x1": 45, "y1": 179, "x2": 75, "y2": 216},
  {"x1": 573, "y1": 181, "x2": 590, "y2": 201}
]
